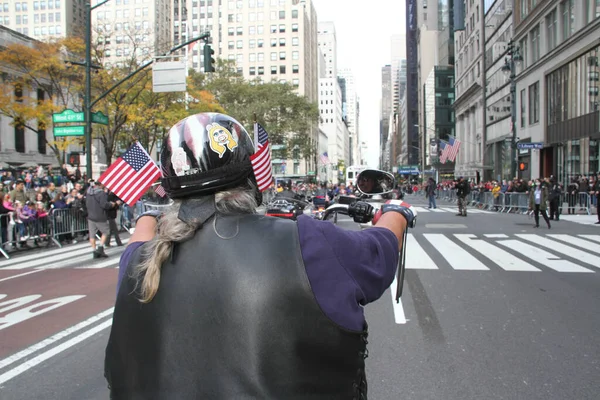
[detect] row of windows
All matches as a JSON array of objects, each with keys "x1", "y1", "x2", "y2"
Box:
[
  {"x1": 226, "y1": 36, "x2": 299, "y2": 49},
  {"x1": 519, "y1": 81, "x2": 540, "y2": 128},
  {"x1": 97, "y1": 8, "x2": 149, "y2": 19},
  {"x1": 520, "y1": 0, "x2": 600, "y2": 70},
  {"x1": 546, "y1": 45, "x2": 600, "y2": 126},
  {"x1": 5, "y1": 0, "x2": 61, "y2": 12},
  {"x1": 228, "y1": 23, "x2": 299, "y2": 36},
  {"x1": 227, "y1": 9, "x2": 298, "y2": 23},
  {"x1": 97, "y1": 21, "x2": 150, "y2": 33},
  {"x1": 227, "y1": 0, "x2": 287, "y2": 10},
  {"x1": 32, "y1": 25, "x2": 62, "y2": 36},
  {"x1": 13, "y1": 12, "x2": 62, "y2": 24}
]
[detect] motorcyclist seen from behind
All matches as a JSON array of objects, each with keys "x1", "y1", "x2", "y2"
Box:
[{"x1": 104, "y1": 112, "x2": 416, "y2": 399}]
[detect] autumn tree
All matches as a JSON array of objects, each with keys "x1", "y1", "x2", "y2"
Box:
[
  {"x1": 0, "y1": 36, "x2": 86, "y2": 164},
  {"x1": 188, "y1": 59, "x2": 319, "y2": 163}
]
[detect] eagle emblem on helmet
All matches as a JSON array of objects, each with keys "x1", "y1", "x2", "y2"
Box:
[{"x1": 207, "y1": 123, "x2": 239, "y2": 158}]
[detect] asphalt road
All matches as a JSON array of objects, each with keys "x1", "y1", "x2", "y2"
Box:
[{"x1": 1, "y1": 194, "x2": 599, "y2": 399}]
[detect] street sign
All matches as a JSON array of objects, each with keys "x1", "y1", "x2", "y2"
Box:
[
  {"x1": 517, "y1": 142, "x2": 543, "y2": 150},
  {"x1": 54, "y1": 126, "x2": 85, "y2": 137},
  {"x1": 397, "y1": 165, "x2": 420, "y2": 175},
  {"x1": 152, "y1": 60, "x2": 187, "y2": 93},
  {"x1": 92, "y1": 111, "x2": 109, "y2": 125},
  {"x1": 52, "y1": 109, "x2": 84, "y2": 123}
]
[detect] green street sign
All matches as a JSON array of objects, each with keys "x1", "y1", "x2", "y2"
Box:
[
  {"x1": 92, "y1": 111, "x2": 109, "y2": 125},
  {"x1": 54, "y1": 125, "x2": 85, "y2": 137},
  {"x1": 53, "y1": 109, "x2": 84, "y2": 123}
]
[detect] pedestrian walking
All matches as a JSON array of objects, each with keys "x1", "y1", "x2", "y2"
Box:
[
  {"x1": 106, "y1": 190, "x2": 124, "y2": 247},
  {"x1": 529, "y1": 179, "x2": 551, "y2": 229},
  {"x1": 85, "y1": 181, "x2": 115, "y2": 258},
  {"x1": 456, "y1": 176, "x2": 470, "y2": 216},
  {"x1": 426, "y1": 177, "x2": 437, "y2": 209}
]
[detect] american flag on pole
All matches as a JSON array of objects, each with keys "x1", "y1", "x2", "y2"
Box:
[
  {"x1": 154, "y1": 183, "x2": 167, "y2": 197},
  {"x1": 439, "y1": 140, "x2": 450, "y2": 164},
  {"x1": 250, "y1": 122, "x2": 273, "y2": 192},
  {"x1": 98, "y1": 142, "x2": 162, "y2": 207},
  {"x1": 320, "y1": 151, "x2": 329, "y2": 165},
  {"x1": 447, "y1": 136, "x2": 461, "y2": 162}
]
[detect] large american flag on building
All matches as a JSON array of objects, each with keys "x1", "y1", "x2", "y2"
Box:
[
  {"x1": 98, "y1": 142, "x2": 162, "y2": 207},
  {"x1": 447, "y1": 136, "x2": 461, "y2": 162},
  {"x1": 250, "y1": 122, "x2": 273, "y2": 191},
  {"x1": 320, "y1": 152, "x2": 329, "y2": 165}
]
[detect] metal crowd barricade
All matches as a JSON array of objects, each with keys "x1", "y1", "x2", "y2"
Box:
[
  {"x1": 51, "y1": 208, "x2": 88, "y2": 248},
  {"x1": 0, "y1": 211, "x2": 58, "y2": 259}
]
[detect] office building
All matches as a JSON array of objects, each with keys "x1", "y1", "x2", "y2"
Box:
[
  {"x1": 454, "y1": 0, "x2": 485, "y2": 181},
  {"x1": 484, "y1": 0, "x2": 514, "y2": 181},
  {"x1": 0, "y1": 0, "x2": 84, "y2": 39},
  {"x1": 380, "y1": 64, "x2": 392, "y2": 169}
]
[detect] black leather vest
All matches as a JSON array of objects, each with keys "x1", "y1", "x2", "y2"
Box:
[{"x1": 105, "y1": 214, "x2": 369, "y2": 399}]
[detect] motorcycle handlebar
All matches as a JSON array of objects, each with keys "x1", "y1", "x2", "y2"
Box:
[{"x1": 320, "y1": 204, "x2": 377, "y2": 222}]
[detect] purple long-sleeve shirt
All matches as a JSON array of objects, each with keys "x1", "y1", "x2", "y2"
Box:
[{"x1": 118, "y1": 214, "x2": 399, "y2": 331}]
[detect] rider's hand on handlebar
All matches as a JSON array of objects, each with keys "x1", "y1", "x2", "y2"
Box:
[
  {"x1": 348, "y1": 201, "x2": 374, "y2": 224},
  {"x1": 377, "y1": 203, "x2": 417, "y2": 228}
]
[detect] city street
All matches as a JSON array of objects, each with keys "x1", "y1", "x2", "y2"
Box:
[{"x1": 0, "y1": 195, "x2": 599, "y2": 399}]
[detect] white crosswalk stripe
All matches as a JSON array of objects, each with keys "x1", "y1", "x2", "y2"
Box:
[
  {"x1": 408, "y1": 206, "x2": 494, "y2": 214},
  {"x1": 0, "y1": 239, "x2": 128, "y2": 271},
  {"x1": 1, "y1": 234, "x2": 598, "y2": 274}
]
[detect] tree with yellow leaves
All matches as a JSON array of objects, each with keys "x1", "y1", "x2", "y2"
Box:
[{"x1": 0, "y1": 36, "x2": 86, "y2": 164}]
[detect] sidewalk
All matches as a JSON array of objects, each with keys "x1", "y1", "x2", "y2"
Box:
[{"x1": 558, "y1": 215, "x2": 600, "y2": 226}]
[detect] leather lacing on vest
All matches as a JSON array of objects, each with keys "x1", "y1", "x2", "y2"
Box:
[{"x1": 353, "y1": 326, "x2": 369, "y2": 400}]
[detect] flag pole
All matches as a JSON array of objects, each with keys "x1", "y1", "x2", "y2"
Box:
[{"x1": 253, "y1": 113, "x2": 258, "y2": 149}]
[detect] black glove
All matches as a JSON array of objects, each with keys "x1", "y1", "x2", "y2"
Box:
[
  {"x1": 381, "y1": 204, "x2": 417, "y2": 228},
  {"x1": 348, "y1": 201, "x2": 374, "y2": 224}
]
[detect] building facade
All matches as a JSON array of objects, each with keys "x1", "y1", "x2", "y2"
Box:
[
  {"x1": 513, "y1": 0, "x2": 600, "y2": 183},
  {"x1": 454, "y1": 0, "x2": 485, "y2": 181},
  {"x1": 0, "y1": 26, "x2": 74, "y2": 166},
  {"x1": 484, "y1": 0, "x2": 514, "y2": 181},
  {"x1": 380, "y1": 64, "x2": 392, "y2": 169},
  {"x1": 405, "y1": 0, "x2": 419, "y2": 166},
  {"x1": 337, "y1": 67, "x2": 358, "y2": 165},
  {"x1": 0, "y1": 0, "x2": 84, "y2": 39}
]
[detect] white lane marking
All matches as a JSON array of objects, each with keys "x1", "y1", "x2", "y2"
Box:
[
  {"x1": 0, "y1": 270, "x2": 44, "y2": 282},
  {"x1": 0, "y1": 318, "x2": 113, "y2": 385},
  {"x1": 548, "y1": 235, "x2": 600, "y2": 254},
  {"x1": 75, "y1": 259, "x2": 119, "y2": 269},
  {"x1": 497, "y1": 240, "x2": 593, "y2": 273},
  {"x1": 515, "y1": 234, "x2": 600, "y2": 269},
  {"x1": 390, "y1": 274, "x2": 406, "y2": 324},
  {"x1": 428, "y1": 208, "x2": 445, "y2": 212},
  {"x1": 423, "y1": 234, "x2": 489, "y2": 270},
  {"x1": 3, "y1": 239, "x2": 129, "y2": 270},
  {"x1": 0, "y1": 242, "x2": 89, "y2": 268},
  {"x1": 411, "y1": 206, "x2": 429, "y2": 213},
  {"x1": 454, "y1": 234, "x2": 540, "y2": 272},
  {"x1": 484, "y1": 234, "x2": 509, "y2": 238},
  {"x1": 577, "y1": 235, "x2": 600, "y2": 244},
  {"x1": 0, "y1": 308, "x2": 114, "y2": 370},
  {"x1": 406, "y1": 234, "x2": 438, "y2": 269},
  {"x1": 439, "y1": 208, "x2": 458, "y2": 213}
]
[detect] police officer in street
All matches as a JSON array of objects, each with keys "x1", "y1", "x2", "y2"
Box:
[
  {"x1": 456, "y1": 176, "x2": 470, "y2": 217},
  {"x1": 104, "y1": 113, "x2": 416, "y2": 399}
]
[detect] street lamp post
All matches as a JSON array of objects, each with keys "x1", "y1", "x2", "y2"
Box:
[
  {"x1": 501, "y1": 40, "x2": 522, "y2": 180},
  {"x1": 66, "y1": 0, "x2": 210, "y2": 179}
]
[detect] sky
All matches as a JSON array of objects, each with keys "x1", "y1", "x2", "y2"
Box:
[{"x1": 311, "y1": 0, "x2": 406, "y2": 168}]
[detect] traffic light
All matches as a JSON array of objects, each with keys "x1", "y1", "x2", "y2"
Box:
[
  {"x1": 203, "y1": 44, "x2": 215, "y2": 73},
  {"x1": 68, "y1": 152, "x2": 81, "y2": 166},
  {"x1": 519, "y1": 162, "x2": 527, "y2": 171}
]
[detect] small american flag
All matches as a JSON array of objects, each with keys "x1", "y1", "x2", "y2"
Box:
[
  {"x1": 250, "y1": 122, "x2": 273, "y2": 192},
  {"x1": 320, "y1": 152, "x2": 329, "y2": 165},
  {"x1": 439, "y1": 140, "x2": 449, "y2": 164},
  {"x1": 98, "y1": 142, "x2": 162, "y2": 207},
  {"x1": 447, "y1": 136, "x2": 461, "y2": 162},
  {"x1": 154, "y1": 183, "x2": 167, "y2": 197}
]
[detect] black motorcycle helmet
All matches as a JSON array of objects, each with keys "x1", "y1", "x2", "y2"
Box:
[{"x1": 160, "y1": 112, "x2": 261, "y2": 203}]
